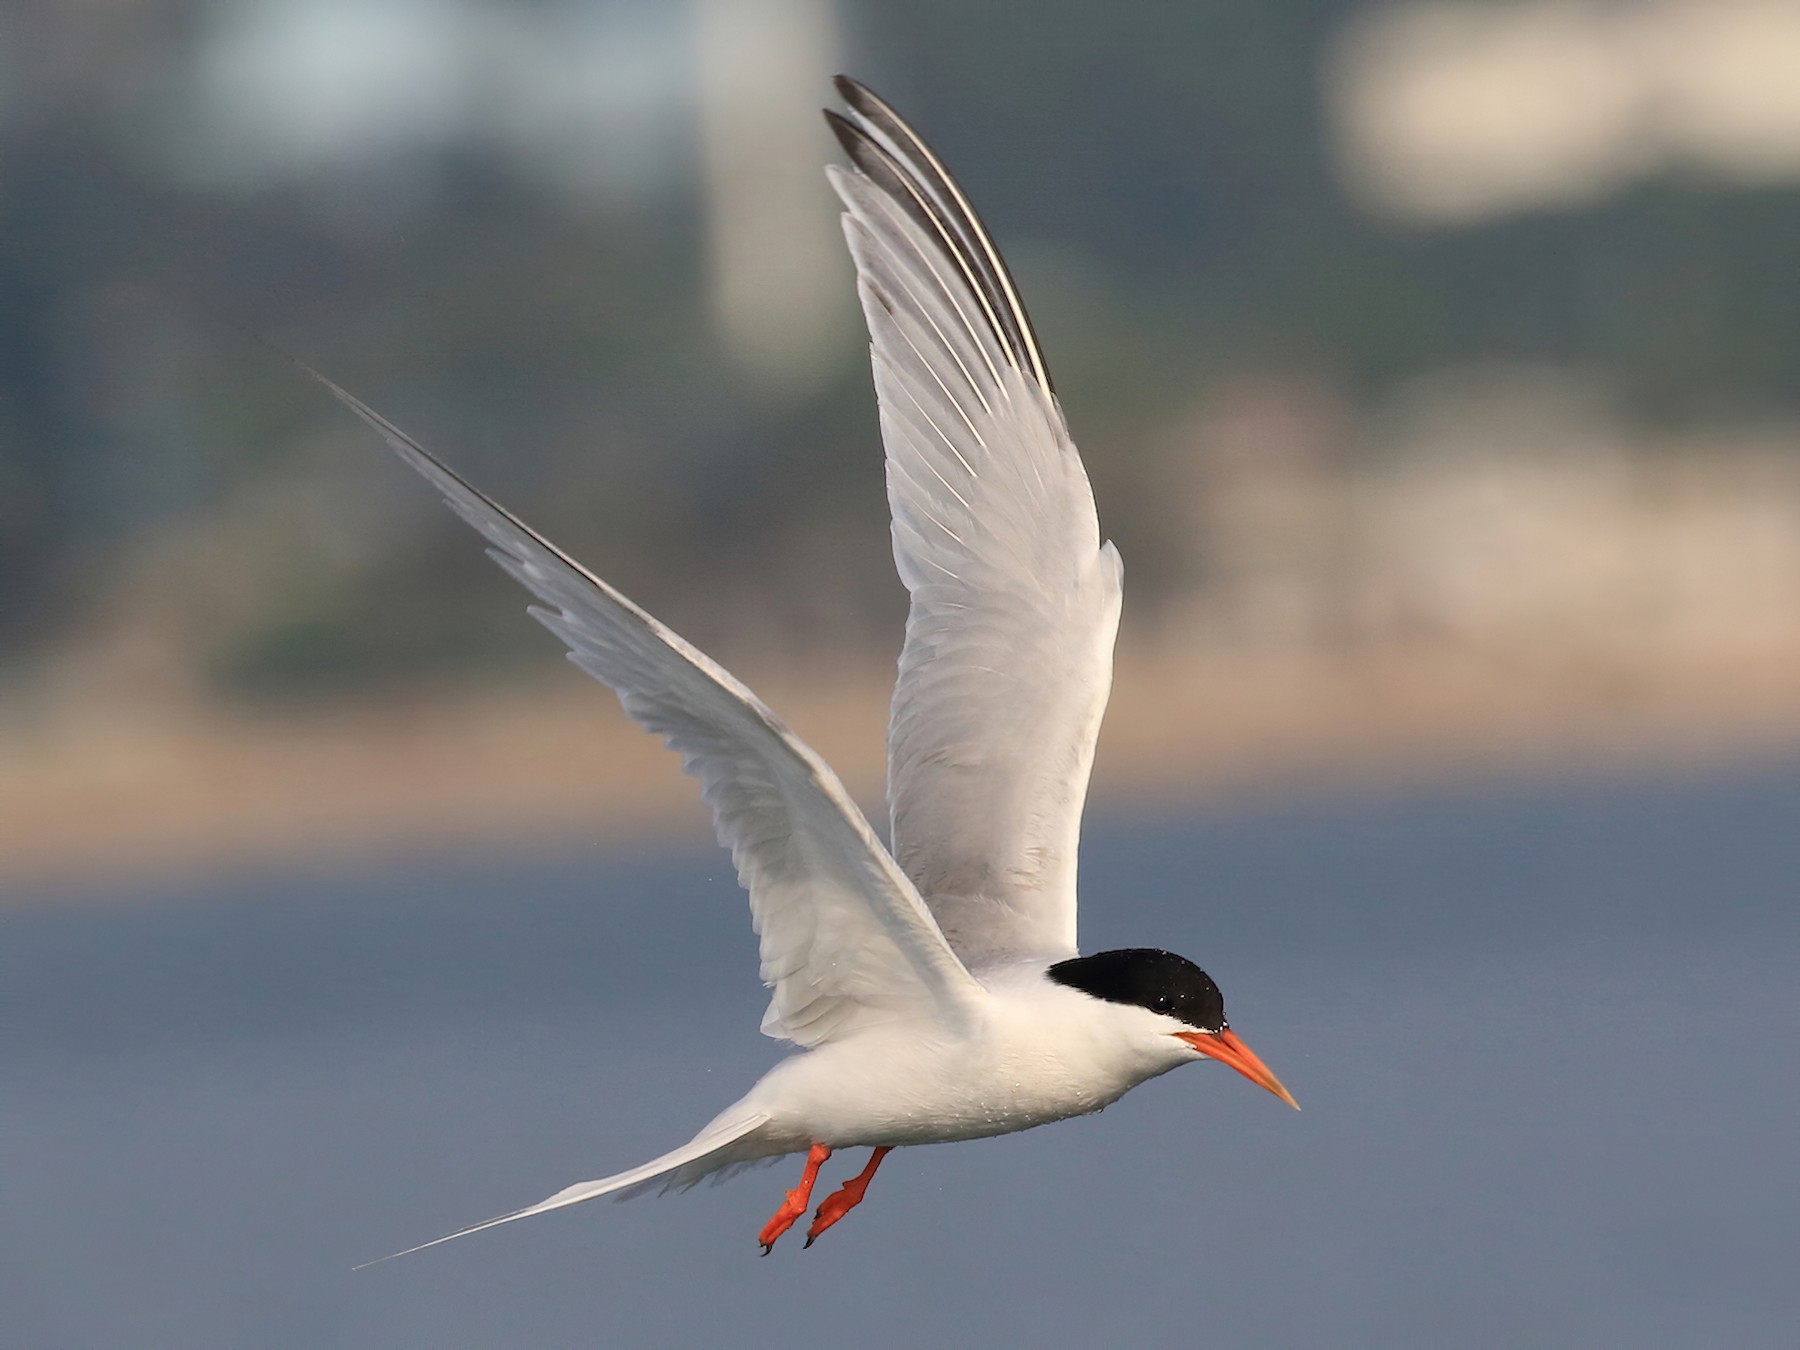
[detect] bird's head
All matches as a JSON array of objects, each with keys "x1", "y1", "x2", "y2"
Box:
[{"x1": 1047, "y1": 948, "x2": 1299, "y2": 1109}]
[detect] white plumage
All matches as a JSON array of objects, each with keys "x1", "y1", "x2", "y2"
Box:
[{"x1": 338, "y1": 76, "x2": 1293, "y2": 1267}]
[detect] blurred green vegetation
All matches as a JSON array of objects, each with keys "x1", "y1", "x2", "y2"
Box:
[{"x1": 3, "y1": 0, "x2": 1797, "y2": 702}]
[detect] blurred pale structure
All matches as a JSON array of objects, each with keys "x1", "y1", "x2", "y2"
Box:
[
  {"x1": 1168, "y1": 366, "x2": 1800, "y2": 667},
  {"x1": 161, "y1": 0, "x2": 693, "y2": 204},
  {"x1": 696, "y1": 0, "x2": 847, "y2": 393},
  {"x1": 1329, "y1": 0, "x2": 1800, "y2": 220}
]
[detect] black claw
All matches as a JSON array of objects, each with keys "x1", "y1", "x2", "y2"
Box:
[
  {"x1": 759, "y1": 1243, "x2": 773, "y2": 1256},
  {"x1": 803, "y1": 1235, "x2": 815, "y2": 1249}
]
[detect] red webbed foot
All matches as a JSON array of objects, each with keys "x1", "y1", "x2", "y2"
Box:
[
  {"x1": 758, "y1": 1143, "x2": 831, "y2": 1254},
  {"x1": 804, "y1": 1147, "x2": 891, "y2": 1249}
]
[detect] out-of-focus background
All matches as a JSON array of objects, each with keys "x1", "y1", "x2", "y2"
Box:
[{"x1": 7, "y1": 2, "x2": 1798, "y2": 1346}]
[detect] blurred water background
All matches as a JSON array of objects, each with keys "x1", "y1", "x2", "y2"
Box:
[
  {"x1": 5, "y1": 1, "x2": 1800, "y2": 1344},
  {"x1": 11, "y1": 766, "x2": 1800, "y2": 1346}
]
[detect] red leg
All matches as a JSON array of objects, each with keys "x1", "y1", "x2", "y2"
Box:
[
  {"x1": 804, "y1": 1146, "x2": 892, "y2": 1248},
  {"x1": 758, "y1": 1143, "x2": 832, "y2": 1254}
]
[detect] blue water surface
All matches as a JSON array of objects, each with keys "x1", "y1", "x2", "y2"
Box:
[{"x1": 7, "y1": 761, "x2": 1798, "y2": 1348}]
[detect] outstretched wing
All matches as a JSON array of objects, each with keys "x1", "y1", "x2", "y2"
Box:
[
  {"x1": 827, "y1": 77, "x2": 1123, "y2": 965},
  {"x1": 311, "y1": 370, "x2": 985, "y2": 1046}
]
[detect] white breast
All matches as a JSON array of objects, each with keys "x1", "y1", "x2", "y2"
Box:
[{"x1": 740, "y1": 963, "x2": 1194, "y2": 1150}]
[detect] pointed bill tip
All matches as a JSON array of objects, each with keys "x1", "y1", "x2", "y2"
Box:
[{"x1": 1176, "y1": 1027, "x2": 1299, "y2": 1111}]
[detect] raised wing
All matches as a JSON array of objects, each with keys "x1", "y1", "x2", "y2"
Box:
[
  {"x1": 827, "y1": 78, "x2": 1123, "y2": 966},
  {"x1": 310, "y1": 370, "x2": 985, "y2": 1046}
]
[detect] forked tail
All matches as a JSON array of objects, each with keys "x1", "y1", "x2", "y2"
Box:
[{"x1": 356, "y1": 1109, "x2": 774, "y2": 1267}]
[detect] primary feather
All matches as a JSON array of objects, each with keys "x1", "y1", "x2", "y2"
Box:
[
  {"x1": 829, "y1": 77, "x2": 1123, "y2": 966},
  {"x1": 301, "y1": 369, "x2": 985, "y2": 1048}
]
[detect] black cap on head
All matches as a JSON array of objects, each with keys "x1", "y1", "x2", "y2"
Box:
[{"x1": 1047, "y1": 948, "x2": 1226, "y2": 1032}]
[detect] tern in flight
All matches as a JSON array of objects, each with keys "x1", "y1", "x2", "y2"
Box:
[{"x1": 338, "y1": 76, "x2": 1295, "y2": 1265}]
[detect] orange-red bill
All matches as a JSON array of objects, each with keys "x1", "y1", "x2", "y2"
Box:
[{"x1": 1175, "y1": 1028, "x2": 1300, "y2": 1110}]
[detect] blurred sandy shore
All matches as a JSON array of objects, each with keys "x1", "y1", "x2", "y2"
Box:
[{"x1": 6, "y1": 633, "x2": 1799, "y2": 892}]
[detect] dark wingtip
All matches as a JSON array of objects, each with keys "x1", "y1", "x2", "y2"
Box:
[
  {"x1": 824, "y1": 69, "x2": 1057, "y2": 399},
  {"x1": 832, "y1": 73, "x2": 871, "y2": 106},
  {"x1": 835, "y1": 75, "x2": 902, "y2": 137},
  {"x1": 822, "y1": 107, "x2": 863, "y2": 160},
  {"x1": 824, "y1": 107, "x2": 910, "y2": 196}
]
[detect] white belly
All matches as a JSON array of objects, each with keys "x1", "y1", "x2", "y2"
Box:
[{"x1": 736, "y1": 974, "x2": 1191, "y2": 1150}]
